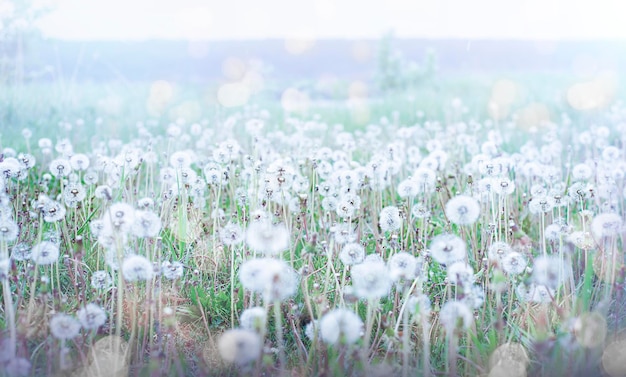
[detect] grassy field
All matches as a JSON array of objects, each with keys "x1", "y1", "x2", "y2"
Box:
[{"x1": 1, "y1": 73, "x2": 626, "y2": 377}]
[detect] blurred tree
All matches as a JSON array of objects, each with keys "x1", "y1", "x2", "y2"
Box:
[
  {"x1": 0, "y1": 0, "x2": 52, "y2": 84},
  {"x1": 375, "y1": 31, "x2": 437, "y2": 93}
]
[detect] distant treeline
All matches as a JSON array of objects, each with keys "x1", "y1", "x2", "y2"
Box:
[{"x1": 16, "y1": 38, "x2": 626, "y2": 84}]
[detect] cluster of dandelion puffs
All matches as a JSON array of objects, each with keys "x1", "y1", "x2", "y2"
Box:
[{"x1": 0, "y1": 100, "x2": 625, "y2": 377}]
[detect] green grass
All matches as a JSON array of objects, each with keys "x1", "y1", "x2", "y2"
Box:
[{"x1": 0, "y1": 72, "x2": 625, "y2": 377}]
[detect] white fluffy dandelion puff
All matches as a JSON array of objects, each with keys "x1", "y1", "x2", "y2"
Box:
[
  {"x1": 445, "y1": 195, "x2": 481, "y2": 225},
  {"x1": 339, "y1": 243, "x2": 365, "y2": 266},
  {"x1": 218, "y1": 329, "x2": 262, "y2": 365},
  {"x1": 122, "y1": 255, "x2": 154, "y2": 282},
  {"x1": 77, "y1": 303, "x2": 107, "y2": 330},
  {"x1": 238, "y1": 258, "x2": 298, "y2": 302},
  {"x1": 239, "y1": 307, "x2": 267, "y2": 333},
  {"x1": 379, "y1": 206, "x2": 402, "y2": 233},
  {"x1": 501, "y1": 251, "x2": 528, "y2": 275},
  {"x1": 245, "y1": 220, "x2": 290, "y2": 256},
  {"x1": 591, "y1": 212, "x2": 622, "y2": 239},
  {"x1": 429, "y1": 234, "x2": 466, "y2": 265},
  {"x1": 319, "y1": 308, "x2": 363, "y2": 346},
  {"x1": 439, "y1": 301, "x2": 473, "y2": 333},
  {"x1": 131, "y1": 210, "x2": 162, "y2": 238},
  {"x1": 387, "y1": 251, "x2": 419, "y2": 282},
  {"x1": 220, "y1": 222, "x2": 245, "y2": 247},
  {"x1": 49, "y1": 313, "x2": 81, "y2": 340},
  {"x1": 351, "y1": 259, "x2": 392, "y2": 300},
  {"x1": 90, "y1": 270, "x2": 113, "y2": 290},
  {"x1": 30, "y1": 241, "x2": 60, "y2": 265}
]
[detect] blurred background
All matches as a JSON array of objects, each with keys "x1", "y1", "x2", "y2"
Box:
[{"x1": 1, "y1": 0, "x2": 625, "y2": 138}]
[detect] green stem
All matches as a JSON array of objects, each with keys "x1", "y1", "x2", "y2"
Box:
[{"x1": 273, "y1": 300, "x2": 286, "y2": 374}]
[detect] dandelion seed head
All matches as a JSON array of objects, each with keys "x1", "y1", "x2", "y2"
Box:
[
  {"x1": 77, "y1": 303, "x2": 107, "y2": 330},
  {"x1": 169, "y1": 150, "x2": 194, "y2": 169},
  {"x1": 239, "y1": 258, "x2": 298, "y2": 302},
  {"x1": 429, "y1": 234, "x2": 466, "y2": 265},
  {"x1": 407, "y1": 294, "x2": 431, "y2": 319},
  {"x1": 501, "y1": 252, "x2": 528, "y2": 276},
  {"x1": 461, "y1": 284, "x2": 484, "y2": 309},
  {"x1": 305, "y1": 320, "x2": 318, "y2": 340},
  {"x1": 11, "y1": 242, "x2": 31, "y2": 262},
  {"x1": 330, "y1": 223, "x2": 357, "y2": 245},
  {"x1": 239, "y1": 307, "x2": 267, "y2": 332},
  {"x1": 220, "y1": 222, "x2": 244, "y2": 247},
  {"x1": 49, "y1": 158, "x2": 72, "y2": 178},
  {"x1": 105, "y1": 202, "x2": 136, "y2": 233},
  {"x1": 245, "y1": 220, "x2": 290, "y2": 256},
  {"x1": 446, "y1": 261, "x2": 474, "y2": 286},
  {"x1": 351, "y1": 259, "x2": 392, "y2": 300},
  {"x1": 3, "y1": 357, "x2": 31, "y2": 377},
  {"x1": 446, "y1": 195, "x2": 481, "y2": 225},
  {"x1": 387, "y1": 252, "x2": 418, "y2": 282},
  {"x1": 379, "y1": 206, "x2": 402, "y2": 233},
  {"x1": 161, "y1": 260, "x2": 184, "y2": 280},
  {"x1": 439, "y1": 301, "x2": 473, "y2": 333},
  {"x1": 411, "y1": 203, "x2": 431, "y2": 219},
  {"x1": 69, "y1": 153, "x2": 90, "y2": 171},
  {"x1": 487, "y1": 241, "x2": 513, "y2": 264},
  {"x1": 41, "y1": 200, "x2": 66, "y2": 222},
  {"x1": 30, "y1": 241, "x2": 60, "y2": 265},
  {"x1": 319, "y1": 308, "x2": 363, "y2": 346},
  {"x1": 397, "y1": 178, "x2": 420, "y2": 198},
  {"x1": 217, "y1": 329, "x2": 262, "y2": 365},
  {"x1": 516, "y1": 282, "x2": 554, "y2": 303},
  {"x1": 532, "y1": 255, "x2": 567, "y2": 289},
  {"x1": 131, "y1": 210, "x2": 161, "y2": 238},
  {"x1": 50, "y1": 313, "x2": 81, "y2": 340},
  {"x1": 122, "y1": 255, "x2": 154, "y2": 282},
  {"x1": 91, "y1": 270, "x2": 113, "y2": 290},
  {"x1": 62, "y1": 183, "x2": 87, "y2": 207},
  {"x1": 0, "y1": 158, "x2": 21, "y2": 179},
  {"x1": 591, "y1": 212, "x2": 623, "y2": 239},
  {"x1": 339, "y1": 242, "x2": 365, "y2": 266},
  {"x1": 0, "y1": 219, "x2": 19, "y2": 243},
  {"x1": 412, "y1": 167, "x2": 436, "y2": 193}
]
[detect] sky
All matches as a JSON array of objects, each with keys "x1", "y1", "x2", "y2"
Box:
[{"x1": 33, "y1": 0, "x2": 626, "y2": 41}]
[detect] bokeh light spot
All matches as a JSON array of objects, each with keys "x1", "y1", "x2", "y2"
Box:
[
  {"x1": 574, "y1": 312, "x2": 607, "y2": 348},
  {"x1": 488, "y1": 342, "x2": 530, "y2": 370},
  {"x1": 222, "y1": 57, "x2": 247, "y2": 81},
  {"x1": 147, "y1": 80, "x2": 174, "y2": 115},
  {"x1": 170, "y1": 101, "x2": 202, "y2": 123},
  {"x1": 602, "y1": 334, "x2": 626, "y2": 377},
  {"x1": 567, "y1": 73, "x2": 617, "y2": 111},
  {"x1": 217, "y1": 82, "x2": 251, "y2": 108},
  {"x1": 285, "y1": 33, "x2": 316, "y2": 55},
  {"x1": 241, "y1": 71, "x2": 264, "y2": 94},
  {"x1": 491, "y1": 79, "x2": 517, "y2": 105},
  {"x1": 281, "y1": 88, "x2": 310, "y2": 113},
  {"x1": 488, "y1": 360, "x2": 527, "y2": 377},
  {"x1": 515, "y1": 103, "x2": 550, "y2": 130},
  {"x1": 348, "y1": 81, "x2": 368, "y2": 100}
]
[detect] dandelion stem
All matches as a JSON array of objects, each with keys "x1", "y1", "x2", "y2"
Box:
[
  {"x1": 1, "y1": 241, "x2": 16, "y2": 358},
  {"x1": 273, "y1": 300, "x2": 286, "y2": 374}
]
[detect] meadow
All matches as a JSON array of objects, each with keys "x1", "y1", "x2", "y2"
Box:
[{"x1": 0, "y1": 72, "x2": 626, "y2": 377}]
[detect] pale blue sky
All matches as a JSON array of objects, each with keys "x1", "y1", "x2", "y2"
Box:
[{"x1": 35, "y1": 0, "x2": 626, "y2": 40}]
